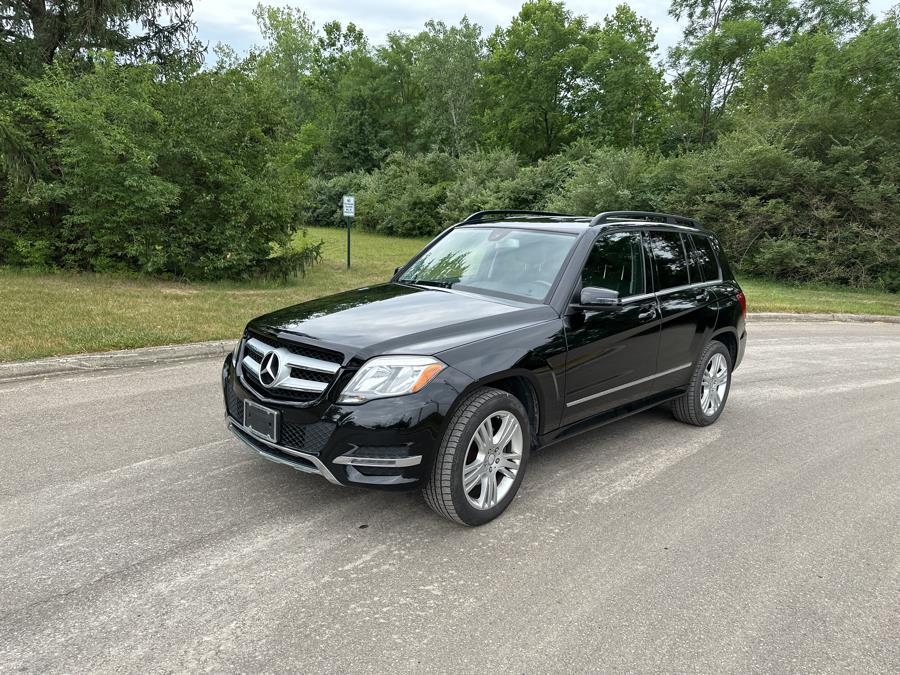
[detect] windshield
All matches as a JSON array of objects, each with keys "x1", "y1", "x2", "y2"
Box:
[{"x1": 399, "y1": 227, "x2": 578, "y2": 302}]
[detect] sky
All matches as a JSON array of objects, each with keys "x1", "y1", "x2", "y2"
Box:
[{"x1": 192, "y1": 0, "x2": 899, "y2": 64}]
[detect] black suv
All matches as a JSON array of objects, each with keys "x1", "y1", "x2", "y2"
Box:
[{"x1": 222, "y1": 210, "x2": 747, "y2": 525}]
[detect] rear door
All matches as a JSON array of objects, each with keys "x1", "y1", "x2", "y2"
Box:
[
  {"x1": 562, "y1": 230, "x2": 660, "y2": 426},
  {"x1": 645, "y1": 229, "x2": 718, "y2": 394}
]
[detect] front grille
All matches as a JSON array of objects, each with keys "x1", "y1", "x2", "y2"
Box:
[
  {"x1": 281, "y1": 421, "x2": 334, "y2": 454},
  {"x1": 225, "y1": 381, "x2": 243, "y2": 420},
  {"x1": 242, "y1": 367, "x2": 320, "y2": 402},
  {"x1": 290, "y1": 368, "x2": 331, "y2": 383},
  {"x1": 226, "y1": 379, "x2": 334, "y2": 454},
  {"x1": 248, "y1": 330, "x2": 342, "y2": 364},
  {"x1": 238, "y1": 330, "x2": 344, "y2": 404}
]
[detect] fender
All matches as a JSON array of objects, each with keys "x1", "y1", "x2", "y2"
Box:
[{"x1": 436, "y1": 319, "x2": 568, "y2": 438}]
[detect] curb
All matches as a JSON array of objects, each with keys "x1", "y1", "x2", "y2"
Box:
[
  {"x1": 0, "y1": 340, "x2": 232, "y2": 382},
  {"x1": 748, "y1": 312, "x2": 900, "y2": 324},
  {"x1": 2, "y1": 312, "x2": 898, "y2": 382}
]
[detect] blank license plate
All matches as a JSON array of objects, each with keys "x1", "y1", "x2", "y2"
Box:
[{"x1": 244, "y1": 400, "x2": 280, "y2": 443}]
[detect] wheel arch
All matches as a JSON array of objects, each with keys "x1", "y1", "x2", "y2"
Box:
[
  {"x1": 451, "y1": 370, "x2": 545, "y2": 449},
  {"x1": 710, "y1": 327, "x2": 738, "y2": 366}
]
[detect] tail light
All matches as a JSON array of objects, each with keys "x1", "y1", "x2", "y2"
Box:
[{"x1": 736, "y1": 291, "x2": 747, "y2": 319}]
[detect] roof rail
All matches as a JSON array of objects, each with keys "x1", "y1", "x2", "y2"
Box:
[
  {"x1": 462, "y1": 209, "x2": 575, "y2": 223},
  {"x1": 590, "y1": 211, "x2": 701, "y2": 229}
]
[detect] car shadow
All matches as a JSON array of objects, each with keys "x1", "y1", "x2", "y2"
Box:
[{"x1": 238, "y1": 405, "x2": 681, "y2": 532}]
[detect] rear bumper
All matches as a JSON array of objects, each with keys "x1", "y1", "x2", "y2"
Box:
[{"x1": 222, "y1": 355, "x2": 472, "y2": 490}]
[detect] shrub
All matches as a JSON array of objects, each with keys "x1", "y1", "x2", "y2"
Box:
[
  {"x1": 256, "y1": 238, "x2": 324, "y2": 281},
  {"x1": 1, "y1": 54, "x2": 309, "y2": 280},
  {"x1": 302, "y1": 171, "x2": 367, "y2": 229},
  {"x1": 546, "y1": 146, "x2": 658, "y2": 214},
  {"x1": 656, "y1": 125, "x2": 900, "y2": 287},
  {"x1": 497, "y1": 140, "x2": 595, "y2": 210},
  {"x1": 355, "y1": 151, "x2": 459, "y2": 236},
  {"x1": 438, "y1": 149, "x2": 520, "y2": 223}
]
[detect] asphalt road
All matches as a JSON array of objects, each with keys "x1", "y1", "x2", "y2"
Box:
[{"x1": 1, "y1": 322, "x2": 898, "y2": 673}]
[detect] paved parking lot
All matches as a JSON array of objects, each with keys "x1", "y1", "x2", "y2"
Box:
[{"x1": 1, "y1": 322, "x2": 898, "y2": 673}]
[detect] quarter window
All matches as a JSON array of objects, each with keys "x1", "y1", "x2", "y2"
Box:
[
  {"x1": 647, "y1": 231, "x2": 690, "y2": 290},
  {"x1": 691, "y1": 234, "x2": 721, "y2": 281},
  {"x1": 581, "y1": 232, "x2": 645, "y2": 297}
]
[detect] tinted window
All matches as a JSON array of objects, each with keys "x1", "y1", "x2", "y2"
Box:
[
  {"x1": 581, "y1": 232, "x2": 644, "y2": 297},
  {"x1": 647, "y1": 231, "x2": 689, "y2": 290},
  {"x1": 685, "y1": 237, "x2": 701, "y2": 283},
  {"x1": 691, "y1": 234, "x2": 720, "y2": 281}
]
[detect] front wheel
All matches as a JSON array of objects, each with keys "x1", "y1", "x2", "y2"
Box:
[
  {"x1": 423, "y1": 387, "x2": 530, "y2": 526},
  {"x1": 672, "y1": 341, "x2": 732, "y2": 426}
]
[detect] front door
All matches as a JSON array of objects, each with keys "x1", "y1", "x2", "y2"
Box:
[{"x1": 562, "y1": 231, "x2": 661, "y2": 426}]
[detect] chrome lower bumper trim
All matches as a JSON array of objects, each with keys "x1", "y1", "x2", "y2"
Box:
[
  {"x1": 333, "y1": 454, "x2": 422, "y2": 468},
  {"x1": 224, "y1": 417, "x2": 343, "y2": 486}
]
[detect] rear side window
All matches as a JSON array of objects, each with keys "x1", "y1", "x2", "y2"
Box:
[
  {"x1": 685, "y1": 238, "x2": 702, "y2": 283},
  {"x1": 647, "y1": 231, "x2": 689, "y2": 290},
  {"x1": 691, "y1": 234, "x2": 721, "y2": 281},
  {"x1": 581, "y1": 232, "x2": 645, "y2": 297}
]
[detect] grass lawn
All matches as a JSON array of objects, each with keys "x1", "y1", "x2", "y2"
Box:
[
  {"x1": 0, "y1": 227, "x2": 429, "y2": 363},
  {"x1": 739, "y1": 278, "x2": 900, "y2": 317},
  {"x1": 1, "y1": 226, "x2": 897, "y2": 362}
]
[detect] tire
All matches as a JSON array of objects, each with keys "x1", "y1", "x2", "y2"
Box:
[
  {"x1": 672, "y1": 340, "x2": 732, "y2": 427},
  {"x1": 423, "y1": 387, "x2": 531, "y2": 526}
]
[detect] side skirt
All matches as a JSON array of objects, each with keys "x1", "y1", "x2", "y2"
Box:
[{"x1": 536, "y1": 388, "x2": 686, "y2": 450}]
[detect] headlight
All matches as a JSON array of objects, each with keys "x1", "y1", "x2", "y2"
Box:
[{"x1": 338, "y1": 355, "x2": 446, "y2": 404}]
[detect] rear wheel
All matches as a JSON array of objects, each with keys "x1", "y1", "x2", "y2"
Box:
[
  {"x1": 672, "y1": 340, "x2": 732, "y2": 426},
  {"x1": 423, "y1": 387, "x2": 530, "y2": 526}
]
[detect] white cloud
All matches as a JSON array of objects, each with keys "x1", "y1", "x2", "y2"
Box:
[
  {"x1": 191, "y1": 0, "x2": 900, "y2": 61},
  {"x1": 192, "y1": 0, "x2": 679, "y2": 58}
]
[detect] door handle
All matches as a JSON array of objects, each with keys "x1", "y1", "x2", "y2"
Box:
[{"x1": 638, "y1": 305, "x2": 657, "y2": 321}]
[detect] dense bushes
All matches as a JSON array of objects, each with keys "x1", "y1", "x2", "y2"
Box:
[
  {"x1": 305, "y1": 127, "x2": 900, "y2": 289},
  {"x1": 0, "y1": 55, "x2": 320, "y2": 280}
]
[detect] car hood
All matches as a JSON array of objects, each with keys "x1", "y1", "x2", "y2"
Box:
[{"x1": 248, "y1": 283, "x2": 558, "y2": 359}]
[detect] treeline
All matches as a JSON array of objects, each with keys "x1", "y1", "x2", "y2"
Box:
[{"x1": 1, "y1": 0, "x2": 898, "y2": 287}]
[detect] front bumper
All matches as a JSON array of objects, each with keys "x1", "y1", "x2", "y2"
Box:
[{"x1": 222, "y1": 355, "x2": 472, "y2": 490}]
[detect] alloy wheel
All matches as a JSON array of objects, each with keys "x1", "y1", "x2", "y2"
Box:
[
  {"x1": 700, "y1": 352, "x2": 728, "y2": 416},
  {"x1": 461, "y1": 411, "x2": 523, "y2": 510}
]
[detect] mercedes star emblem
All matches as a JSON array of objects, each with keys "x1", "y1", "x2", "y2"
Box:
[{"x1": 259, "y1": 351, "x2": 280, "y2": 387}]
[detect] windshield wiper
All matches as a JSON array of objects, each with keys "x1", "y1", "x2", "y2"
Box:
[{"x1": 402, "y1": 278, "x2": 455, "y2": 289}]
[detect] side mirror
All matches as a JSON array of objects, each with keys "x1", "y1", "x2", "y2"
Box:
[
  {"x1": 579, "y1": 286, "x2": 620, "y2": 307},
  {"x1": 394, "y1": 266, "x2": 401, "y2": 275}
]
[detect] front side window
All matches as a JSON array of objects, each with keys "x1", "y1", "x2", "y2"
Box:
[
  {"x1": 399, "y1": 227, "x2": 577, "y2": 302},
  {"x1": 581, "y1": 232, "x2": 645, "y2": 297},
  {"x1": 647, "y1": 231, "x2": 690, "y2": 290},
  {"x1": 691, "y1": 234, "x2": 721, "y2": 281}
]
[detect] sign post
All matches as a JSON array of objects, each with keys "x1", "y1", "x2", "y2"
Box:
[{"x1": 342, "y1": 195, "x2": 355, "y2": 269}]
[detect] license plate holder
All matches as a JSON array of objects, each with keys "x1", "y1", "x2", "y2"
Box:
[{"x1": 244, "y1": 400, "x2": 280, "y2": 443}]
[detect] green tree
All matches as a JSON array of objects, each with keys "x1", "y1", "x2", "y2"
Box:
[
  {"x1": 667, "y1": 0, "x2": 871, "y2": 147},
  {"x1": 482, "y1": 0, "x2": 595, "y2": 159},
  {"x1": 310, "y1": 21, "x2": 389, "y2": 172},
  {"x1": 0, "y1": 0, "x2": 201, "y2": 72},
  {"x1": 414, "y1": 18, "x2": 483, "y2": 155},
  {"x1": 251, "y1": 3, "x2": 317, "y2": 125},
  {"x1": 579, "y1": 5, "x2": 667, "y2": 148},
  {"x1": 374, "y1": 32, "x2": 423, "y2": 154},
  {"x1": 668, "y1": 0, "x2": 765, "y2": 146},
  {"x1": 739, "y1": 10, "x2": 898, "y2": 156}
]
